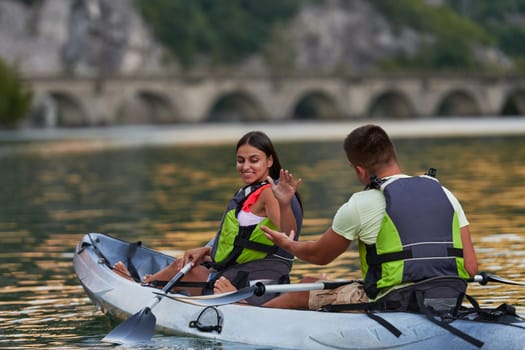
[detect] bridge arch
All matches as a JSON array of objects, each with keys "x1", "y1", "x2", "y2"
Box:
[
  {"x1": 435, "y1": 89, "x2": 481, "y2": 117},
  {"x1": 205, "y1": 90, "x2": 265, "y2": 122},
  {"x1": 115, "y1": 90, "x2": 178, "y2": 124},
  {"x1": 30, "y1": 91, "x2": 88, "y2": 127},
  {"x1": 500, "y1": 88, "x2": 525, "y2": 116},
  {"x1": 291, "y1": 90, "x2": 343, "y2": 120},
  {"x1": 368, "y1": 90, "x2": 416, "y2": 119}
]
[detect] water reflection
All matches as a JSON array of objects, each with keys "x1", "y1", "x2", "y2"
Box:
[{"x1": 0, "y1": 134, "x2": 524, "y2": 348}]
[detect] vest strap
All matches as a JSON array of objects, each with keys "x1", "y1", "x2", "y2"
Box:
[
  {"x1": 367, "y1": 247, "x2": 463, "y2": 265},
  {"x1": 447, "y1": 247, "x2": 463, "y2": 257},
  {"x1": 366, "y1": 250, "x2": 412, "y2": 265},
  {"x1": 233, "y1": 236, "x2": 278, "y2": 255}
]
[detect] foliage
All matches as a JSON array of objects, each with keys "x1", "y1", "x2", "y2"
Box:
[
  {"x1": 0, "y1": 58, "x2": 33, "y2": 128},
  {"x1": 445, "y1": 0, "x2": 525, "y2": 59},
  {"x1": 372, "y1": 0, "x2": 492, "y2": 71},
  {"x1": 133, "y1": 0, "x2": 301, "y2": 67},
  {"x1": 132, "y1": 0, "x2": 525, "y2": 72}
]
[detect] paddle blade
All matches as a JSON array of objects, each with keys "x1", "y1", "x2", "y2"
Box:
[
  {"x1": 102, "y1": 307, "x2": 156, "y2": 345},
  {"x1": 484, "y1": 272, "x2": 525, "y2": 286}
]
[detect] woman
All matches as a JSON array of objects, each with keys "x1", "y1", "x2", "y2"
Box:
[{"x1": 114, "y1": 131, "x2": 303, "y2": 305}]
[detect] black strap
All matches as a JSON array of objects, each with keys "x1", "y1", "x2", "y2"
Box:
[
  {"x1": 366, "y1": 310, "x2": 402, "y2": 337},
  {"x1": 231, "y1": 270, "x2": 250, "y2": 289},
  {"x1": 189, "y1": 306, "x2": 223, "y2": 333},
  {"x1": 415, "y1": 291, "x2": 484, "y2": 348},
  {"x1": 367, "y1": 250, "x2": 412, "y2": 265},
  {"x1": 461, "y1": 296, "x2": 525, "y2": 329},
  {"x1": 464, "y1": 294, "x2": 481, "y2": 310},
  {"x1": 233, "y1": 236, "x2": 278, "y2": 254},
  {"x1": 213, "y1": 223, "x2": 278, "y2": 271},
  {"x1": 366, "y1": 175, "x2": 384, "y2": 190},
  {"x1": 321, "y1": 302, "x2": 370, "y2": 312},
  {"x1": 447, "y1": 247, "x2": 464, "y2": 257},
  {"x1": 368, "y1": 247, "x2": 463, "y2": 266},
  {"x1": 126, "y1": 241, "x2": 142, "y2": 283},
  {"x1": 321, "y1": 303, "x2": 402, "y2": 337}
]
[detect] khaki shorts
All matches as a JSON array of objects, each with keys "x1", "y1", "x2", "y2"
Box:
[{"x1": 308, "y1": 282, "x2": 368, "y2": 310}]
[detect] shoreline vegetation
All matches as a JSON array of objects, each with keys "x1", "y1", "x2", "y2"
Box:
[{"x1": 0, "y1": 118, "x2": 524, "y2": 155}]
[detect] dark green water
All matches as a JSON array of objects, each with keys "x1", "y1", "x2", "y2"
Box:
[{"x1": 1, "y1": 133, "x2": 524, "y2": 349}]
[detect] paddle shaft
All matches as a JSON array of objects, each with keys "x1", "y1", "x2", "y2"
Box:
[
  {"x1": 172, "y1": 280, "x2": 360, "y2": 306},
  {"x1": 254, "y1": 280, "x2": 359, "y2": 296},
  {"x1": 146, "y1": 262, "x2": 194, "y2": 310},
  {"x1": 470, "y1": 271, "x2": 525, "y2": 286},
  {"x1": 256, "y1": 272, "x2": 525, "y2": 296},
  {"x1": 257, "y1": 273, "x2": 525, "y2": 296},
  {"x1": 163, "y1": 262, "x2": 193, "y2": 293}
]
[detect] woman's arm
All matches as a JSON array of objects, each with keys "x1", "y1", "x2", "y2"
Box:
[{"x1": 264, "y1": 169, "x2": 302, "y2": 234}]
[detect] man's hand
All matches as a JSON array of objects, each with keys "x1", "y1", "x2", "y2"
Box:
[{"x1": 261, "y1": 225, "x2": 296, "y2": 250}]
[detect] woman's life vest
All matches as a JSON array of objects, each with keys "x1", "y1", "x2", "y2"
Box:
[
  {"x1": 359, "y1": 175, "x2": 469, "y2": 299},
  {"x1": 210, "y1": 181, "x2": 303, "y2": 271}
]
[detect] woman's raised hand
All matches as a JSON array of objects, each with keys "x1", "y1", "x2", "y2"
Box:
[{"x1": 267, "y1": 169, "x2": 302, "y2": 206}]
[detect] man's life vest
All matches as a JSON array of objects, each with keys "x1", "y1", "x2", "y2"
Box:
[
  {"x1": 210, "y1": 181, "x2": 303, "y2": 270},
  {"x1": 359, "y1": 175, "x2": 469, "y2": 299}
]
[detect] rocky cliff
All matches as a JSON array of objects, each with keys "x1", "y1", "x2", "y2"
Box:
[
  {"x1": 0, "y1": 0, "x2": 509, "y2": 76},
  {"x1": 0, "y1": 0, "x2": 165, "y2": 75}
]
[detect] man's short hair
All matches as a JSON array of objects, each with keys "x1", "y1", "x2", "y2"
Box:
[{"x1": 343, "y1": 124, "x2": 397, "y2": 174}]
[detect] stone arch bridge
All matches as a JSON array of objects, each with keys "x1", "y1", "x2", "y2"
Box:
[{"x1": 24, "y1": 73, "x2": 525, "y2": 127}]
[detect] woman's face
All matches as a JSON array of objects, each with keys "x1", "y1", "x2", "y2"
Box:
[{"x1": 236, "y1": 143, "x2": 273, "y2": 185}]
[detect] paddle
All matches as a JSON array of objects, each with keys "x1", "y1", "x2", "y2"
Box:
[
  {"x1": 471, "y1": 271, "x2": 525, "y2": 286},
  {"x1": 174, "y1": 272, "x2": 525, "y2": 307},
  {"x1": 102, "y1": 262, "x2": 193, "y2": 345},
  {"x1": 173, "y1": 280, "x2": 358, "y2": 306}
]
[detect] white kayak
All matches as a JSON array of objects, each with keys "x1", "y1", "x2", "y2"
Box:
[{"x1": 74, "y1": 233, "x2": 525, "y2": 350}]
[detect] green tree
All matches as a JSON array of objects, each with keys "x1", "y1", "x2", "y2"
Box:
[
  {"x1": 373, "y1": 0, "x2": 492, "y2": 72},
  {"x1": 133, "y1": 0, "x2": 301, "y2": 67},
  {"x1": 446, "y1": 0, "x2": 525, "y2": 60},
  {"x1": 0, "y1": 58, "x2": 33, "y2": 129}
]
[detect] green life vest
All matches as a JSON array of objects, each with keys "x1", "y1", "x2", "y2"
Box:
[
  {"x1": 359, "y1": 175, "x2": 469, "y2": 299},
  {"x1": 211, "y1": 181, "x2": 301, "y2": 270}
]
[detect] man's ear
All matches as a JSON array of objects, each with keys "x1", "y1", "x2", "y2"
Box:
[{"x1": 354, "y1": 164, "x2": 364, "y2": 176}]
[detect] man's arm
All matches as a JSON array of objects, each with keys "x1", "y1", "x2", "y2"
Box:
[
  {"x1": 262, "y1": 226, "x2": 351, "y2": 265},
  {"x1": 460, "y1": 225, "x2": 478, "y2": 277}
]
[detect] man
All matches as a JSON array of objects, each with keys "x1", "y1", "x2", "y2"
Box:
[{"x1": 260, "y1": 124, "x2": 478, "y2": 309}]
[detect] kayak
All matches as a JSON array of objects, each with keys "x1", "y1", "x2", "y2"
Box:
[{"x1": 74, "y1": 233, "x2": 525, "y2": 350}]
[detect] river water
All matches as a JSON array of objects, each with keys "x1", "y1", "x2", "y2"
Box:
[{"x1": 0, "y1": 123, "x2": 524, "y2": 349}]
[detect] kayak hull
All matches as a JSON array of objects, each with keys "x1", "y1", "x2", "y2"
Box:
[{"x1": 74, "y1": 233, "x2": 525, "y2": 349}]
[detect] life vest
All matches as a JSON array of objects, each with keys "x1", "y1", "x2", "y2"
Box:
[
  {"x1": 211, "y1": 181, "x2": 302, "y2": 270},
  {"x1": 359, "y1": 175, "x2": 469, "y2": 299}
]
